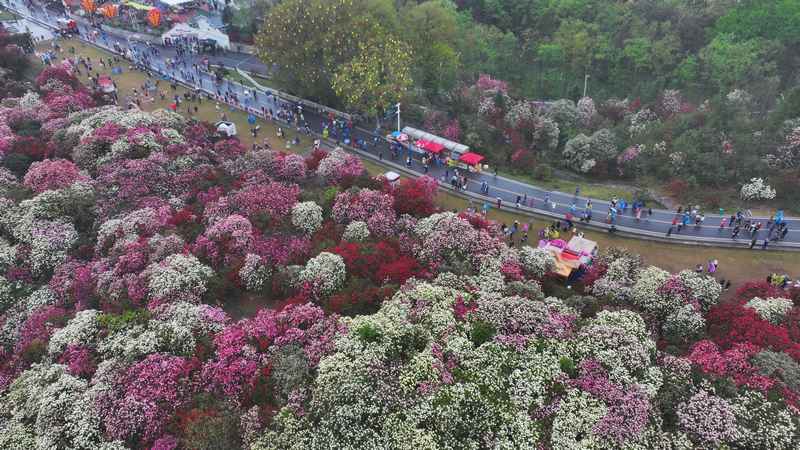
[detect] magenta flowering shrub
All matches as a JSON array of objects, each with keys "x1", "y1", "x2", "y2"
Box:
[
  {"x1": 569, "y1": 359, "x2": 651, "y2": 444},
  {"x1": 23, "y1": 158, "x2": 88, "y2": 193},
  {"x1": 201, "y1": 303, "x2": 345, "y2": 404},
  {"x1": 193, "y1": 214, "x2": 255, "y2": 268},
  {"x1": 57, "y1": 343, "x2": 97, "y2": 377}
]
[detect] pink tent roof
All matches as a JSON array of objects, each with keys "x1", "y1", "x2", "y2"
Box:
[
  {"x1": 416, "y1": 140, "x2": 445, "y2": 154},
  {"x1": 459, "y1": 152, "x2": 485, "y2": 166}
]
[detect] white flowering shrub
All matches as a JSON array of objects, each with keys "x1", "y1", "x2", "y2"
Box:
[
  {"x1": 342, "y1": 221, "x2": 370, "y2": 242},
  {"x1": 298, "y1": 252, "x2": 346, "y2": 298},
  {"x1": 1, "y1": 363, "x2": 123, "y2": 450},
  {"x1": 576, "y1": 310, "x2": 656, "y2": 384},
  {"x1": 630, "y1": 266, "x2": 673, "y2": 316},
  {"x1": 146, "y1": 254, "x2": 214, "y2": 303},
  {"x1": 48, "y1": 310, "x2": 102, "y2": 356},
  {"x1": 551, "y1": 390, "x2": 608, "y2": 449},
  {"x1": 517, "y1": 247, "x2": 556, "y2": 278},
  {"x1": 740, "y1": 178, "x2": 776, "y2": 200},
  {"x1": 576, "y1": 96, "x2": 597, "y2": 126},
  {"x1": 18, "y1": 92, "x2": 42, "y2": 109},
  {"x1": 97, "y1": 325, "x2": 159, "y2": 360},
  {"x1": 290, "y1": 201, "x2": 323, "y2": 235},
  {"x1": 744, "y1": 297, "x2": 794, "y2": 324},
  {"x1": 239, "y1": 253, "x2": 272, "y2": 291},
  {"x1": 562, "y1": 133, "x2": 596, "y2": 173},
  {"x1": 731, "y1": 391, "x2": 798, "y2": 450},
  {"x1": 547, "y1": 99, "x2": 579, "y2": 129},
  {"x1": 591, "y1": 256, "x2": 642, "y2": 302},
  {"x1": 628, "y1": 108, "x2": 658, "y2": 136},
  {"x1": 727, "y1": 89, "x2": 753, "y2": 108},
  {"x1": 662, "y1": 304, "x2": 705, "y2": 344}
]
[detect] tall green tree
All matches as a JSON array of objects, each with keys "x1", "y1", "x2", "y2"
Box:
[
  {"x1": 332, "y1": 33, "x2": 413, "y2": 116},
  {"x1": 255, "y1": 0, "x2": 399, "y2": 103}
]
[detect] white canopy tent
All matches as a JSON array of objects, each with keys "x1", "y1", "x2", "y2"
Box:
[
  {"x1": 401, "y1": 126, "x2": 470, "y2": 157},
  {"x1": 159, "y1": 0, "x2": 196, "y2": 8},
  {"x1": 161, "y1": 21, "x2": 230, "y2": 49}
]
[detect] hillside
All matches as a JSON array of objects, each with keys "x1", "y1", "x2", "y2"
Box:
[{"x1": 0, "y1": 62, "x2": 799, "y2": 449}]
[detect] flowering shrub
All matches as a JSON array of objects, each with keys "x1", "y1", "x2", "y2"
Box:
[
  {"x1": 740, "y1": 177, "x2": 776, "y2": 200},
  {"x1": 744, "y1": 297, "x2": 794, "y2": 324},
  {"x1": 298, "y1": 252, "x2": 346, "y2": 298},
  {"x1": 342, "y1": 221, "x2": 370, "y2": 242},
  {"x1": 95, "y1": 353, "x2": 199, "y2": 445},
  {"x1": 331, "y1": 188, "x2": 396, "y2": 237},
  {"x1": 677, "y1": 391, "x2": 738, "y2": 446},
  {"x1": 22, "y1": 159, "x2": 88, "y2": 193},
  {"x1": 387, "y1": 175, "x2": 438, "y2": 217},
  {"x1": 315, "y1": 148, "x2": 365, "y2": 184},
  {"x1": 290, "y1": 201, "x2": 323, "y2": 235},
  {"x1": 146, "y1": 254, "x2": 214, "y2": 304}
]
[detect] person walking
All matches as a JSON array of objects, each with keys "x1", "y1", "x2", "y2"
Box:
[
  {"x1": 666, "y1": 224, "x2": 674, "y2": 237},
  {"x1": 762, "y1": 238, "x2": 769, "y2": 250},
  {"x1": 731, "y1": 225, "x2": 741, "y2": 239},
  {"x1": 749, "y1": 234, "x2": 758, "y2": 249}
]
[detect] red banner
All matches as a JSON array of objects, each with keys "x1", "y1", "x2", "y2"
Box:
[
  {"x1": 148, "y1": 7, "x2": 161, "y2": 27},
  {"x1": 82, "y1": 0, "x2": 96, "y2": 13}
]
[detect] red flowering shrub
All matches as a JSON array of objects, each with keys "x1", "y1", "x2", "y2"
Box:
[
  {"x1": 707, "y1": 302, "x2": 800, "y2": 361},
  {"x1": 388, "y1": 176, "x2": 439, "y2": 217},
  {"x1": 35, "y1": 65, "x2": 81, "y2": 91},
  {"x1": 304, "y1": 149, "x2": 328, "y2": 171},
  {"x1": 328, "y1": 241, "x2": 424, "y2": 286}
]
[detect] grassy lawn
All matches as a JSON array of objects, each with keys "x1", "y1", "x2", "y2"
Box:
[
  {"x1": 504, "y1": 169, "x2": 660, "y2": 206},
  {"x1": 36, "y1": 38, "x2": 800, "y2": 289},
  {"x1": 221, "y1": 69, "x2": 257, "y2": 89}
]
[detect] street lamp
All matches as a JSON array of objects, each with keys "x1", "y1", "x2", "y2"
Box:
[{"x1": 583, "y1": 73, "x2": 590, "y2": 98}]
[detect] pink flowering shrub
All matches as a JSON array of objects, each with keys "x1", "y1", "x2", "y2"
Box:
[
  {"x1": 569, "y1": 359, "x2": 651, "y2": 444},
  {"x1": 331, "y1": 188, "x2": 396, "y2": 237},
  {"x1": 193, "y1": 214, "x2": 255, "y2": 268},
  {"x1": 96, "y1": 354, "x2": 200, "y2": 445},
  {"x1": 474, "y1": 74, "x2": 509, "y2": 94},
  {"x1": 23, "y1": 158, "x2": 88, "y2": 193},
  {"x1": 232, "y1": 182, "x2": 300, "y2": 223},
  {"x1": 315, "y1": 148, "x2": 365, "y2": 184},
  {"x1": 676, "y1": 390, "x2": 738, "y2": 446},
  {"x1": 57, "y1": 344, "x2": 97, "y2": 377}
]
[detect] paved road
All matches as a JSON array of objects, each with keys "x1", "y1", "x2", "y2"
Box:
[{"x1": 7, "y1": 0, "x2": 799, "y2": 249}]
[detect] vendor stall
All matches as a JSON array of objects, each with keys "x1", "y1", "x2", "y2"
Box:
[
  {"x1": 161, "y1": 21, "x2": 230, "y2": 49},
  {"x1": 540, "y1": 236, "x2": 598, "y2": 278},
  {"x1": 414, "y1": 139, "x2": 445, "y2": 156},
  {"x1": 97, "y1": 74, "x2": 116, "y2": 93},
  {"x1": 401, "y1": 126, "x2": 469, "y2": 159},
  {"x1": 383, "y1": 171, "x2": 400, "y2": 185}
]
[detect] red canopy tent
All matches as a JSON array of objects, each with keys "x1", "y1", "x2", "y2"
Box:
[
  {"x1": 459, "y1": 152, "x2": 485, "y2": 166},
  {"x1": 416, "y1": 139, "x2": 445, "y2": 154}
]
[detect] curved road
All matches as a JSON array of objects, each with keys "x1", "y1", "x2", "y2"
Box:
[{"x1": 7, "y1": 0, "x2": 799, "y2": 250}]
